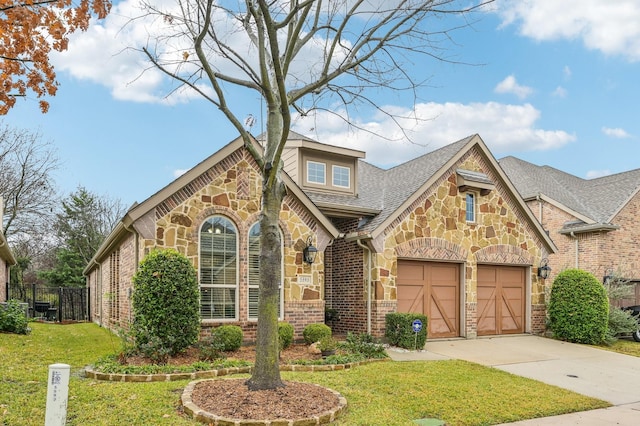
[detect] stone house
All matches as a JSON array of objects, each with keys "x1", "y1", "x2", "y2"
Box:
[
  {"x1": 500, "y1": 157, "x2": 640, "y2": 306},
  {"x1": 86, "y1": 133, "x2": 557, "y2": 340}
]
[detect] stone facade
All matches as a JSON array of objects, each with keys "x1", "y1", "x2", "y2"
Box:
[
  {"x1": 327, "y1": 147, "x2": 549, "y2": 338},
  {"x1": 87, "y1": 146, "x2": 332, "y2": 341}
]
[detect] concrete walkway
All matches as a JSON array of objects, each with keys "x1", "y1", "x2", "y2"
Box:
[{"x1": 387, "y1": 335, "x2": 640, "y2": 425}]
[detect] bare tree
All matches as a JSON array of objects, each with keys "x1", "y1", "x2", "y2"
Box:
[
  {"x1": 0, "y1": 122, "x2": 60, "y2": 237},
  {"x1": 139, "y1": 0, "x2": 493, "y2": 390}
]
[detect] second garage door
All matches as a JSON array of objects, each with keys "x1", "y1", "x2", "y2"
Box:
[
  {"x1": 397, "y1": 260, "x2": 460, "y2": 338},
  {"x1": 477, "y1": 265, "x2": 526, "y2": 336}
]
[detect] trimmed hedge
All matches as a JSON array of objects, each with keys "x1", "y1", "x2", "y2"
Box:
[
  {"x1": 212, "y1": 325, "x2": 243, "y2": 351},
  {"x1": 385, "y1": 312, "x2": 427, "y2": 349},
  {"x1": 548, "y1": 269, "x2": 609, "y2": 345},
  {"x1": 302, "y1": 323, "x2": 332, "y2": 344},
  {"x1": 131, "y1": 249, "x2": 200, "y2": 356},
  {"x1": 278, "y1": 321, "x2": 294, "y2": 349}
]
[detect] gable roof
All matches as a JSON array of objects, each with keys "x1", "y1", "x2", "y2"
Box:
[
  {"x1": 0, "y1": 229, "x2": 16, "y2": 266},
  {"x1": 307, "y1": 134, "x2": 556, "y2": 253},
  {"x1": 86, "y1": 135, "x2": 340, "y2": 271},
  {"x1": 499, "y1": 156, "x2": 640, "y2": 232}
]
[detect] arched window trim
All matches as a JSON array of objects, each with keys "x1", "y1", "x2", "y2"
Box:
[
  {"x1": 247, "y1": 222, "x2": 284, "y2": 321},
  {"x1": 199, "y1": 215, "x2": 239, "y2": 321}
]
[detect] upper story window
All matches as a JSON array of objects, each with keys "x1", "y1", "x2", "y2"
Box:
[
  {"x1": 247, "y1": 223, "x2": 283, "y2": 321},
  {"x1": 199, "y1": 216, "x2": 238, "y2": 320},
  {"x1": 465, "y1": 192, "x2": 476, "y2": 223},
  {"x1": 332, "y1": 165, "x2": 350, "y2": 188},
  {"x1": 307, "y1": 161, "x2": 326, "y2": 185}
]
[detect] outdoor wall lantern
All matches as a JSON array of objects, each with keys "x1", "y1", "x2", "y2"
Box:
[
  {"x1": 537, "y1": 258, "x2": 551, "y2": 279},
  {"x1": 303, "y1": 236, "x2": 318, "y2": 264}
]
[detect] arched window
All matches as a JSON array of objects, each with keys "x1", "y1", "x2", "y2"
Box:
[
  {"x1": 199, "y1": 216, "x2": 238, "y2": 320},
  {"x1": 248, "y1": 222, "x2": 283, "y2": 320}
]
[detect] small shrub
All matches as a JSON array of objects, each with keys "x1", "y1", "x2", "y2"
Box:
[
  {"x1": 131, "y1": 249, "x2": 200, "y2": 356},
  {"x1": 318, "y1": 336, "x2": 338, "y2": 352},
  {"x1": 385, "y1": 313, "x2": 427, "y2": 349},
  {"x1": 548, "y1": 269, "x2": 609, "y2": 345},
  {"x1": 302, "y1": 323, "x2": 332, "y2": 344},
  {"x1": 341, "y1": 332, "x2": 388, "y2": 359},
  {"x1": 212, "y1": 325, "x2": 243, "y2": 351},
  {"x1": 605, "y1": 307, "x2": 639, "y2": 345},
  {"x1": 136, "y1": 334, "x2": 172, "y2": 364},
  {"x1": 196, "y1": 337, "x2": 226, "y2": 361},
  {"x1": 0, "y1": 300, "x2": 30, "y2": 335},
  {"x1": 278, "y1": 322, "x2": 294, "y2": 350}
]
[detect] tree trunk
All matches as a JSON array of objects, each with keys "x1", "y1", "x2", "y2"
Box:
[{"x1": 246, "y1": 154, "x2": 286, "y2": 391}]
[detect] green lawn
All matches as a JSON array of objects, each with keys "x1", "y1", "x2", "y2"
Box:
[{"x1": 0, "y1": 323, "x2": 611, "y2": 426}]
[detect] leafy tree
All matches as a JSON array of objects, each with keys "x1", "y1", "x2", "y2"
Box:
[
  {"x1": 140, "y1": 0, "x2": 492, "y2": 390},
  {"x1": 0, "y1": 123, "x2": 59, "y2": 237},
  {"x1": 0, "y1": 0, "x2": 111, "y2": 113},
  {"x1": 39, "y1": 187, "x2": 126, "y2": 287},
  {"x1": 54, "y1": 186, "x2": 126, "y2": 264},
  {"x1": 38, "y1": 248, "x2": 85, "y2": 287}
]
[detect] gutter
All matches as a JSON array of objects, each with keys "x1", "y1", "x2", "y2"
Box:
[{"x1": 344, "y1": 233, "x2": 373, "y2": 334}]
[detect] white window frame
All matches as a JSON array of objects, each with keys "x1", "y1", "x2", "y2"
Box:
[
  {"x1": 332, "y1": 165, "x2": 351, "y2": 188},
  {"x1": 199, "y1": 216, "x2": 239, "y2": 321},
  {"x1": 465, "y1": 192, "x2": 476, "y2": 223},
  {"x1": 306, "y1": 160, "x2": 326, "y2": 185},
  {"x1": 247, "y1": 222, "x2": 284, "y2": 321}
]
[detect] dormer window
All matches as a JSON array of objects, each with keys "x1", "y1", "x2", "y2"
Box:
[
  {"x1": 307, "y1": 161, "x2": 326, "y2": 185},
  {"x1": 333, "y1": 165, "x2": 350, "y2": 188}
]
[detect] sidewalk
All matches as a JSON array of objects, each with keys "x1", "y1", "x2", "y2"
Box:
[{"x1": 387, "y1": 335, "x2": 640, "y2": 425}]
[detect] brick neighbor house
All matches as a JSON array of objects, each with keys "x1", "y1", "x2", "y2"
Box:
[
  {"x1": 0, "y1": 204, "x2": 16, "y2": 302},
  {"x1": 500, "y1": 157, "x2": 640, "y2": 307},
  {"x1": 85, "y1": 133, "x2": 557, "y2": 340}
]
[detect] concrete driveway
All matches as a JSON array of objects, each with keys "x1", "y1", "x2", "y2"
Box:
[{"x1": 388, "y1": 335, "x2": 640, "y2": 424}]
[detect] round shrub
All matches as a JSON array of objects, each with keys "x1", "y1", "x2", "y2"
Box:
[
  {"x1": 302, "y1": 323, "x2": 332, "y2": 344},
  {"x1": 131, "y1": 249, "x2": 200, "y2": 356},
  {"x1": 278, "y1": 322, "x2": 294, "y2": 349},
  {"x1": 212, "y1": 325, "x2": 243, "y2": 351},
  {"x1": 548, "y1": 269, "x2": 609, "y2": 345}
]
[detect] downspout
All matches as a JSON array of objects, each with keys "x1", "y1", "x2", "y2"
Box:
[{"x1": 355, "y1": 239, "x2": 372, "y2": 335}]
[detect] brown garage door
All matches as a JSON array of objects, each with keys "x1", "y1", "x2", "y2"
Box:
[
  {"x1": 477, "y1": 265, "x2": 525, "y2": 336},
  {"x1": 397, "y1": 260, "x2": 460, "y2": 338}
]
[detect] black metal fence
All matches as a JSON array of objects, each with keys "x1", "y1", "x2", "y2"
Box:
[{"x1": 5, "y1": 283, "x2": 89, "y2": 322}]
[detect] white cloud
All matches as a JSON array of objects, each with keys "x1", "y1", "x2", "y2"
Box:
[
  {"x1": 173, "y1": 169, "x2": 188, "y2": 178},
  {"x1": 602, "y1": 127, "x2": 631, "y2": 138},
  {"x1": 495, "y1": 0, "x2": 640, "y2": 62},
  {"x1": 586, "y1": 169, "x2": 611, "y2": 179},
  {"x1": 292, "y1": 101, "x2": 575, "y2": 167},
  {"x1": 552, "y1": 86, "x2": 567, "y2": 98},
  {"x1": 494, "y1": 75, "x2": 533, "y2": 99},
  {"x1": 563, "y1": 65, "x2": 572, "y2": 79}
]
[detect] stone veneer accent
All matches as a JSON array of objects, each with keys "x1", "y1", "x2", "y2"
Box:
[
  {"x1": 368, "y1": 147, "x2": 548, "y2": 338},
  {"x1": 88, "y1": 146, "x2": 331, "y2": 341}
]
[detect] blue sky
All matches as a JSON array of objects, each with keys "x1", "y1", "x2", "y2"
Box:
[{"x1": 5, "y1": 0, "x2": 640, "y2": 208}]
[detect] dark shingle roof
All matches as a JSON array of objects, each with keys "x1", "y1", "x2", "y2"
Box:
[{"x1": 499, "y1": 156, "x2": 640, "y2": 224}]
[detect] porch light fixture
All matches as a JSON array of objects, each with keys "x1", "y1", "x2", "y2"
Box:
[
  {"x1": 537, "y1": 258, "x2": 551, "y2": 279},
  {"x1": 303, "y1": 236, "x2": 318, "y2": 264},
  {"x1": 603, "y1": 269, "x2": 614, "y2": 285}
]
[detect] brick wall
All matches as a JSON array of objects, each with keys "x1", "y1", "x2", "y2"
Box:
[{"x1": 326, "y1": 218, "x2": 367, "y2": 335}]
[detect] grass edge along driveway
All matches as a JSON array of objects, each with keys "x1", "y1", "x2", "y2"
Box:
[{"x1": 0, "y1": 323, "x2": 609, "y2": 426}]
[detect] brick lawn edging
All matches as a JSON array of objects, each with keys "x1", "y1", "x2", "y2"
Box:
[
  {"x1": 83, "y1": 358, "x2": 387, "y2": 382},
  {"x1": 181, "y1": 379, "x2": 348, "y2": 426}
]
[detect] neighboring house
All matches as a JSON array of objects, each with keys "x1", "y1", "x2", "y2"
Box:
[
  {"x1": 86, "y1": 133, "x2": 556, "y2": 340},
  {"x1": 500, "y1": 157, "x2": 640, "y2": 306},
  {"x1": 1, "y1": 198, "x2": 17, "y2": 301}
]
